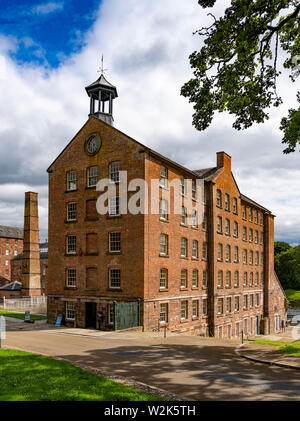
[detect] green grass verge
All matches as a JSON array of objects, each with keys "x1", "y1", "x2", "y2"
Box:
[
  {"x1": 249, "y1": 339, "x2": 300, "y2": 357},
  {"x1": 0, "y1": 349, "x2": 166, "y2": 401},
  {"x1": 0, "y1": 311, "x2": 46, "y2": 321},
  {"x1": 285, "y1": 289, "x2": 300, "y2": 303}
]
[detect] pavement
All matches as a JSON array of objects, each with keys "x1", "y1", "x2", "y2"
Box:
[{"x1": 2, "y1": 317, "x2": 300, "y2": 401}]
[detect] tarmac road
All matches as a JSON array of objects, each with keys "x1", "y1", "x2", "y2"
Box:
[{"x1": 3, "y1": 322, "x2": 300, "y2": 401}]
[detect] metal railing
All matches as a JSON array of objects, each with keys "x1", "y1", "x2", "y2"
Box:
[{"x1": 3, "y1": 296, "x2": 47, "y2": 314}]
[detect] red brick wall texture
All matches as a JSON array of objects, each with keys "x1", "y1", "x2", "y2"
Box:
[{"x1": 47, "y1": 117, "x2": 287, "y2": 337}]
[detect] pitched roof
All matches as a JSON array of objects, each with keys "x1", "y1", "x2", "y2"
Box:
[
  {"x1": 0, "y1": 225, "x2": 23, "y2": 240},
  {"x1": 194, "y1": 167, "x2": 223, "y2": 181},
  {"x1": 240, "y1": 193, "x2": 271, "y2": 214},
  {"x1": 0, "y1": 281, "x2": 22, "y2": 291}
]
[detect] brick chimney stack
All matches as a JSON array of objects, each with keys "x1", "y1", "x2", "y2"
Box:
[
  {"x1": 21, "y1": 192, "x2": 41, "y2": 296},
  {"x1": 216, "y1": 151, "x2": 231, "y2": 172}
]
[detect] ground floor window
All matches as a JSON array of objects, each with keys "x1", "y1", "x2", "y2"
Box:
[
  {"x1": 66, "y1": 302, "x2": 75, "y2": 320},
  {"x1": 235, "y1": 322, "x2": 240, "y2": 338},
  {"x1": 160, "y1": 303, "x2": 168, "y2": 323},
  {"x1": 181, "y1": 300, "x2": 188, "y2": 320},
  {"x1": 202, "y1": 298, "x2": 208, "y2": 316},
  {"x1": 192, "y1": 300, "x2": 199, "y2": 318}
]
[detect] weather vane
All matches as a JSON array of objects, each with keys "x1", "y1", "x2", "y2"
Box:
[{"x1": 98, "y1": 54, "x2": 109, "y2": 75}]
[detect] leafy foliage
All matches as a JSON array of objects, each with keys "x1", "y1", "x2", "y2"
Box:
[
  {"x1": 182, "y1": 0, "x2": 300, "y2": 152},
  {"x1": 275, "y1": 245, "x2": 300, "y2": 289},
  {"x1": 274, "y1": 240, "x2": 292, "y2": 255}
]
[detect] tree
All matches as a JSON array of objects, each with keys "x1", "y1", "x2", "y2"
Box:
[
  {"x1": 181, "y1": 0, "x2": 300, "y2": 153},
  {"x1": 274, "y1": 241, "x2": 292, "y2": 255},
  {"x1": 275, "y1": 245, "x2": 300, "y2": 289}
]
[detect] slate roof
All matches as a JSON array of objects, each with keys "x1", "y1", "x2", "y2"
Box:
[
  {"x1": 0, "y1": 281, "x2": 22, "y2": 291},
  {"x1": 0, "y1": 225, "x2": 23, "y2": 240},
  {"x1": 85, "y1": 74, "x2": 118, "y2": 98}
]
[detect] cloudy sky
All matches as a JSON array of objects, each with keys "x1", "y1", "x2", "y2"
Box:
[{"x1": 0, "y1": 0, "x2": 299, "y2": 245}]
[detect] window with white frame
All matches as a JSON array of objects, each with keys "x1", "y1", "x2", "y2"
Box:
[
  {"x1": 67, "y1": 171, "x2": 77, "y2": 191},
  {"x1": 192, "y1": 209, "x2": 198, "y2": 228},
  {"x1": 226, "y1": 271, "x2": 231, "y2": 288},
  {"x1": 216, "y1": 189, "x2": 222, "y2": 207},
  {"x1": 160, "y1": 268, "x2": 168, "y2": 289},
  {"x1": 181, "y1": 300, "x2": 188, "y2": 320},
  {"x1": 224, "y1": 193, "x2": 230, "y2": 211},
  {"x1": 5, "y1": 260, "x2": 8, "y2": 266},
  {"x1": 260, "y1": 213, "x2": 264, "y2": 225},
  {"x1": 256, "y1": 293, "x2": 260, "y2": 306},
  {"x1": 87, "y1": 166, "x2": 98, "y2": 187},
  {"x1": 192, "y1": 179, "x2": 197, "y2": 200},
  {"x1": 261, "y1": 272, "x2": 264, "y2": 285},
  {"x1": 203, "y1": 270, "x2": 208, "y2": 288},
  {"x1": 249, "y1": 272, "x2": 253, "y2": 286},
  {"x1": 192, "y1": 240, "x2": 198, "y2": 259},
  {"x1": 108, "y1": 304, "x2": 114, "y2": 325},
  {"x1": 233, "y1": 221, "x2": 238, "y2": 237},
  {"x1": 217, "y1": 243, "x2": 223, "y2": 261},
  {"x1": 202, "y1": 213, "x2": 207, "y2": 231},
  {"x1": 160, "y1": 199, "x2": 168, "y2": 220},
  {"x1": 260, "y1": 232, "x2": 264, "y2": 245},
  {"x1": 255, "y1": 272, "x2": 259, "y2": 286},
  {"x1": 217, "y1": 216, "x2": 222, "y2": 233},
  {"x1": 180, "y1": 176, "x2": 186, "y2": 196},
  {"x1": 66, "y1": 235, "x2": 76, "y2": 254},
  {"x1": 109, "y1": 232, "x2": 121, "y2": 252},
  {"x1": 243, "y1": 295, "x2": 248, "y2": 310},
  {"x1": 217, "y1": 298, "x2": 223, "y2": 315},
  {"x1": 181, "y1": 206, "x2": 187, "y2": 225},
  {"x1": 255, "y1": 251, "x2": 259, "y2": 265},
  {"x1": 160, "y1": 234, "x2": 168, "y2": 255},
  {"x1": 180, "y1": 269, "x2": 188, "y2": 288},
  {"x1": 109, "y1": 161, "x2": 121, "y2": 183},
  {"x1": 255, "y1": 230, "x2": 258, "y2": 243},
  {"x1": 249, "y1": 250, "x2": 253, "y2": 265},
  {"x1": 181, "y1": 238, "x2": 188, "y2": 257},
  {"x1": 217, "y1": 270, "x2": 223, "y2": 288},
  {"x1": 6, "y1": 239, "x2": 9, "y2": 245},
  {"x1": 109, "y1": 268, "x2": 121, "y2": 288},
  {"x1": 203, "y1": 298, "x2": 208, "y2": 316},
  {"x1": 248, "y1": 208, "x2": 253, "y2": 222},
  {"x1": 66, "y1": 268, "x2": 76, "y2": 287},
  {"x1": 234, "y1": 296, "x2": 240, "y2": 312},
  {"x1": 234, "y1": 270, "x2": 239, "y2": 287},
  {"x1": 225, "y1": 219, "x2": 230, "y2": 236},
  {"x1": 66, "y1": 302, "x2": 75, "y2": 320},
  {"x1": 109, "y1": 197, "x2": 120, "y2": 216},
  {"x1": 250, "y1": 294, "x2": 254, "y2": 308},
  {"x1": 160, "y1": 166, "x2": 168, "y2": 188},
  {"x1": 243, "y1": 249, "x2": 247, "y2": 264},
  {"x1": 233, "y1": 198, "x2": 238, "y2": 214},
  {"x1": 242, "y1": 205, "x2": 246, "y2": 220},
  {"x1": 192, "y1": 300, "x2": 199, "y2": 318},
  {"x1": 160, "y1": 303, "x2": 168, "y2": 322},
  {"x1": 225, "y1": 244, "x2": 231, "y2": 262},
  {"x1": 15, "y1": 240, "x2": 18, "y2": 246},
  {"x1": 192, "y1": 269, "x2": 198, "y2": 288},
  {"x1": 226, "y1": 297, "x2": 232, "y2": 313},
  {"x1": 67, "y1": 202, "x2": 77, "y2": 221},
  {"x1": 202, "y1": 241, "x2": 208, "y2": 260},
  {"x1": 243, "y1": 271, "x2": 248, "y2": 286},
  {"x1": 261, "y1": 252, "x2": 264, "y2": 265},
  {"x1": 249, "y1": 228, "x2": 253, "y2": 243},
  {"x1": 234, "y1": 246, "x2": 239, "y2": 263},
  {"x1": 5, "y1": 250, "x2": 9, "y2": 255},
  {"x1": 243, "y1": 226, "x2": 247, "y2": 241},
  {"x1": 254, "y1": 209, "x2": 258, "y2": 223},
  {"x1": 14, "y1": 250, "x2": 18, "y2": 256}
]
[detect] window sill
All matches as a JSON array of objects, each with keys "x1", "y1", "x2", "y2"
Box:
[
  {"x1": 180, "y1": 287, "x2": 188, "y2": 291},
  {"x1": 180, "y1": 256, "x2": 188, "y2": 260},
  {"x1": 159, "y1": 217, "x2": 169, "y2": 223},
  {"x1": 65, "y1": 253, "x2": 77, "y2": 257},
  {"x1": 65, "y1": 220, "x2": 78, "y2": 224},
  {"x1": 180, "y1": 223, "x2": 188, "y2": 228},
  {"x1": 192, "y1": 226, "x2": 199, "y2": 230},
  {"x1": 180, "y1": 319, "x2": 189, "y2": 324},
  {"x1": 192, "y1": 316, "x2": 199, "y2": 320},
  {"x1": 202, "y1": 286, "x2": 208, "y2": 290},
  {"x1": 107, "y1": 251, "x2": 122, "y2": 255},
  {"x1": 159, "y1": 288, "x2": 169, "y2": 292},
  {"x1": 192, "y1": 257, "x2": 199, "y2": 261},
  {"x1": 159, "y1": 254, "x2": 169, "y2": 258},
  {"x1": 217, "y1": 231, "x2": 223, "y2": 235},
  {"x1": 159, "y1": 185, "x2": 169, "y2": 191},
  {"x1": 191, "y1": 287, "x2": 199, "y2": 290},
  {"x1": 107, "y1": 214, "x2": 122, "y2": 219}
]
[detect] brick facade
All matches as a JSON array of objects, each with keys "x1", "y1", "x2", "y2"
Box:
[
  {"x1": 47, "y1": 114, "x2": 287, "y2": 337},
  {"x1": 0, "y1": 226, "x2": 23, "y2": 285}
]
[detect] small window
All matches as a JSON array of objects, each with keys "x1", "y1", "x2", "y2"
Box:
[
  {"x1": 160, "y1": 234, "x2": 168, "y2": 256},
  {"x1": 203, "y1": 270, "x2": 208, "y2": 288},
  {"x1": 225, "y1": 244, "x2": 231, "y2": 262},
  {"x1": 109, "y1": 232, "x2": 121, "y2": 252},
  {"x1": 180, "y1": 177, "x2": 186, "y2": 196},
  {"x1": 249, "y1": 250, "x2": 253, "y2": 265},
  {"x1": 249, "y1": 272, "x2": 253, "y2": 286},
  {"x1": 249, "y1": 229, "x2": 253, "y2": 243},
  {"x1": 242, "y1": 205, "x2": 246, "y2": 220},
  {"x1": 226, "y1": 297, "x2": 231, "y2": 313},
  {"x1": 192, "y1": 300, "x2": 199, "y2": 318},
  {"x1": 243, "y1": 227, "x2": 247, "y2": 241},
  {"x1": 243, "y1": 249, "x2": 247, "y2": 264},
  {"x1": 192, "y1": 269, "x2": 198, "y2": 288},
  {"x1": 109, "y1": 268, "x2": 121, "y2": 288},
  {"x1": 224, "y1": 193, "x2": 230, "y2": 211},
  {"x1": 216, "y1": 189, "x2": 222, "y2": 208},
  {"x1": 180, "y1": 269, "x2": 187, "y2": 288},
  {"x1": 234, "y1": 271, "x2": 239, "y2": 288},
  {"x1": 203, "y1": 298, "x2": 208, "y2": 316},
  {"x1": 67, "y1": 202, "x2": 77, "y2": 221},
  {"x1": 254, "y1": 230, "x2": 258, "y2": 244},
  {"x1": 87, "y1": 166, "x2": 98, "y2": 187},
  {"x1": 217, "y1": 216, "x2": 222, "y2": 233},
  {"x1": 243, "y1": 295, "x2": 248, "y2": 310},
  {"x1": 66, "y1": 235, "x2": 76, "y2": 254},
  {"x1": 67, "y1": 171, "x2": 77, "y2": 191},
  {"x1": 202, "y1": 242, "x2": 208, "y2": 260},
  {"x1": 248, "y1": 208, "x2": 253, "y2": 222},
  {"x1": 66, "y1": 302, "x2": 75, "y2": 320},
  {"x1": 192, "y1": 240, "x2": 198, "y2": 259},
  {"x1": 6, "y1": 250, "x2": 9, "y2": 255},
  {"x1": 254, "y1": 210, "x2": 258, "y2": 224},
  {"x1": 160, "y1": 166, "x2": 168, "y2": 188},
  {"x1": 233, "y1": 222, "x2": 238, "y2": 237},
  {"x1": 5, "y1": 260, "x2": 8, "y2": 266},
  {"x1": 202, "y1": 213, "x2": 207, "y2": 231},
  {"x1": 109, "y1": 197, "x2": 120, "y2": 216},
  {"x1": 234, "y1": 296, "x2": 240, "y2": 312},
  {"x1": 255, "y1": 251, "x2": 259, "y2": 265},
  {"x1": 234, "y1": 246, "x2": 239, "y2": 263},
  {"x1": 181, "y1": 238, "x2": 188, "y2": 258},
  {"x1": 233, "y1": 198, "x2": 238, "y2": 214},
  {"x1": 108, "y1": 304, "x2": 114, "y2": 325},
  {"x1": 243, "y1": 272, "x2": 248, "y2": 286},
  {"x1": 192, "y1": 210, "x2": 198, "y2": 228},
  {"x1": 160, "y1": 199, "x2": 168, "y2": 220},
  {"x1": 217, "y1": 243, "x2": 223, "y2": 261},
  {"x1": 217, "y1": 270, "x2": 223, "y2": 288},
  {"x1": 226, "y1": 271, "x2": 231, "y2": 288},
  {"x1": 109, "y1": 162, "x2": 121, "y2": 183},
  {"x1": 192, "y1": 180, "x2": 197, "y2": 200},
  {"x1": 255, "y1": 272, "x2": 259, "y2": 286},
  {"x1": 66, "y1": 268, "x2": 76, "y2": 287},
  {"x1": 225, "y1": 219, "x2": 230, "y2": 236},
  {"x1": 15, "y1": 240, "x2": 18, "y2": 246},
  {"x1": 181, "y1": 300, "x2": 188, "y2": 320},
  {"x1": 256, "y1": 293, "x2": 260, "y2": 306},
  {"x1": 160, "y1": 268, "x2": 168, "y2": 289},
  {"x1": 217, "y1": 298, "x2": 223, "y2": 315},
  {"x1": 181, "y1": 206, "x2": 187, "y2": 225},
  {"x1": 160, "y1": 303, "x2": 168, "y2": 322}
]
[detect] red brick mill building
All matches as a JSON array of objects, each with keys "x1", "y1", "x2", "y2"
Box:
[{"x1": 47, "y1": 73, "x2": 287, "y2": 337}]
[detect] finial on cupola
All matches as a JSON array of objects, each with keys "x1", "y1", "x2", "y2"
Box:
[{"x1": 85, "y1": 55, "x2": 118, "y2": 126}]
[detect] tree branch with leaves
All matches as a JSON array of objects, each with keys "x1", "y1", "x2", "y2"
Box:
[{"x1": 181, "y1": 0, "x2": 300, "y2": 153}]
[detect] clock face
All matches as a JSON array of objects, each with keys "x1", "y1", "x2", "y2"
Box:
[{"x1": 86, "y1": 134, "x2": 101, "y2": 155}]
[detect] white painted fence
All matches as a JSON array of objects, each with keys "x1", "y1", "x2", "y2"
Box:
[{"x1": 3, "y1": 296, "x2": 47, "y2": 314}]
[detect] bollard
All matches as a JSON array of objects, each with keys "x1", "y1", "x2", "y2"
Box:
[
  {"x1": 158, "y1": 320, "x2": 160, "y2": 332},
  {"x1": 241, "y1": 329, "x2": 244, "y2": 344},
  {"x1": 164, "y1": 323, "x2": 167, "y2": 338}
]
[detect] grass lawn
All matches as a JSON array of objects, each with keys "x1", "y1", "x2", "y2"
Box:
[
  {"x1": 0, "y1": 311, "x2": 46, "y2": 321},
  {"x1": 249, "y1": 339, "x2": 300, "y2": 357},
  {"x1": 285, "y1": 289, "x2": 300, "y2": 303},
  {"x1": 0, "y1": 349, "x2": 165, "y2": 401}
]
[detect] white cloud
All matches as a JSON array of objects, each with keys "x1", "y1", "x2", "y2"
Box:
[
  {"x1": 31, "y1": 2, "x2": 64, "y2": 15},
  {"x1": 0, "y1": 0, "x2": 299, "y2": 244}
]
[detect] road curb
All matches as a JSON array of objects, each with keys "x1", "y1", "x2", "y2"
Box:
[{"x1": 235, "y1": 343, "x2": 300, "y2": 371}]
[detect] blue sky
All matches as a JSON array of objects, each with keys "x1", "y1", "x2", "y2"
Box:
[
  {"x1": 0, "y1": 0, "x2": 299, "y2": 244},
  {"x1": 0, "y1": 0, "x2": 100, "y2": 67}
]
